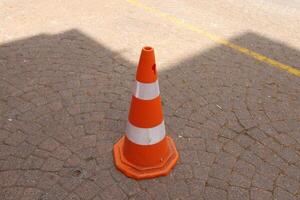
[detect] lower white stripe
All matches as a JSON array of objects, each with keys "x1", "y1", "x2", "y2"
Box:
[
  {"x1": 134, "y1": 80, "x2": 160, "y2": 100},
  {"x1": 126, "y1": 121, "x2": 166, "y2": 145}
]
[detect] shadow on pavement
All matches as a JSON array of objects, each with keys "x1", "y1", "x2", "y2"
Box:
[{"x1": 0, "y1": 29, "x2": 299, "y2": 200}]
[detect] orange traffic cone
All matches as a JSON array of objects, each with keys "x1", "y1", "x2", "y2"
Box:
[{"x1": 113, "y1": 46, "x2": 179, "y2": 179}]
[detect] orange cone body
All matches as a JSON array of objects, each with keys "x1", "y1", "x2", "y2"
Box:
[{"x1": 113, "y1": 46, "x2": 179, "y2": 179}]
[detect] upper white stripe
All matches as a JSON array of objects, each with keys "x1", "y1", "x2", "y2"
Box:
[
  {"x1": 126, "y1": 121, "x2": 166, "y2": 145},
  {"x1": 133, "y1": 80, "x2": 160, "y2": 100}
]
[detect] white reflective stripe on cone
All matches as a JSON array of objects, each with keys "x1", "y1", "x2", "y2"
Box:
[
  {"x1": 133, "y1": 80, "x2": 160, "y2": 100},
  {"x1": 126, "y1": 120, "x2": 166, "y2": 145}
]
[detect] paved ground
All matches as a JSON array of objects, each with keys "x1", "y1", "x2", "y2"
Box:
[{"x1": 1, "y1": 0, "x2": 300, "y2": 199}]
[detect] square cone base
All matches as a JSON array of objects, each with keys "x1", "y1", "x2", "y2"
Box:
[{"x1": 113, "y1": 136, "x2": 179, "y2": 180}]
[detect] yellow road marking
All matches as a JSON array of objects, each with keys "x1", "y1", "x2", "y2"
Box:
[{"x1": 127, "y1": 0, "x2": 300, "y2": 77}]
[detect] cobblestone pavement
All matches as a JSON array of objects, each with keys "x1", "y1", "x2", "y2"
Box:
[{"x1": 1, "y1": 0, "x2": 300, "y2": 200}]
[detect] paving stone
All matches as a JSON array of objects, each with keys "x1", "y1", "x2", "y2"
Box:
[
  {"x1": 247, "y1": 128, "x2": 268, "y2": 141},
  {"x1": 274, "y1": 187, "x2": 296, "y2": 200},
  {"x1": 65, "y1": 154, "x2": 81, "y2": 167},
  {"x1": 80, "y1": 135, "x2": 97, "y2": 149},
  {"x1": 176, "y1": 137, "x2": 206, "y2": 151},
  {"x1": 14, "y1": 142, "x2": 35, "y2": 158},
  {"x1": 100, "y1": 184, "x2": 127, "y2": 200},
  {"x1": 17, "y1": 170, "x2": 42, "y2": 187},
  {"x1": 220, "y1": 128, "x2": 238, "y2": 139},
  {"x1": 186, "y1": 178, "x2": 205, "y2": 197},
  {"x1": 256, "y1": 161, "x2": 280, "y2": 179},
  {"x1": 250, "y1": 188, "x2": 272, "y2": 200},
  {"x1": 266, "y1": 153, "x2": 289, "y2": 170},
  {"x1": 84, "y1": 122, "x2": 100, "y2": 135},
  {"x1": 252, "y1": 174, "x2": 274, "y2": 190},
  {"x1": 285, "y1": 165, "x2": 300, "y2": 182},
  {"x1": 119, "y1": 179, "x2": 141, "y2": 196},
  {"x1": 140, "y1": 181, "x2": 169, "y2": 200},
  {"x1": 4, "y1": 131, "x2": 27, "y2": 146},
  {"x1": 276, "y1": 174, "x2": 300, "y2": 194},
  {"x1": 229, "y1": 172, "x2": 251, "y2": 188},
  {"x1": 92, "y1": 196, "x2": 103, "y2": 200},
  {"x1": 223, "y1": 140, "x2": 244, "y2": 157},
  {"x1": 33, "y1": 148, "x2": 50, "y2": 158},
  {"x1": 275, "y1": 134, "x2": 297, "y2": 146},
  {"x1": 43, "y1": 184, "x2": 69, "y2": 200},
  {"x1": 261, "y1": 137, "x2": 282, "y2": 153},
  {"x1": 168, "y1": 180, "x2": 190, "y2": 199},
  {"x1": 278, "y1": 147, "x2": 300, "y2": 164},
  {"x1": 206, "y1": 139, "x2": 222, "y2": 153},
  {"x1": 39, "y1": 138, "x2": 60, "y2": 152},
  {"x1": 41, "y1": 157, "x2": 64, "y2": 171},
  {"x1": 37, "y1": 172, "x2": 60, "y2": 190},
  {"x1": 22, "y1": 155, "x2": 44, "y2": 169},
  {"x1": 93, "y1": 170, "x2": 115, "y2": 189},
  {"x1": 96, "y1": 152, "x2": 114, "y2": 170},
  {"x1": 20, "y1": 188, "x2": 43, "y2": 200},
  {"x1": 1, "y1": 156, "x2": 24, "y2": 170},
  {"x1": 228, "y1": 186, "x2": 249, "y2": 200},
  {"x1": 181, "y1": 126, "x2": 203, "y2": 138},
  {"x1": 48, "y1": 100, "x2": 64, "y2": 112},
  {"x1": 64, "y1": 193, "x2": 81, "y2": 200},
  {"x1": 204, "y1": 186, "x2": 227, "y2": 200},
  {"x1": 234, "y1": 160, "x2": 255, "y2": 179},
  {"x1": 180, "y1": 150, "x2": 199, "y2": 164},
  {"x1": 240, "y1": 150, "x2": 264, "y2": 168},
  {"x1": 69, "y1": 125, "x2": 86, "y2": 138},
  {"x1": 173, "y1": 164, "x2": 193, "y2": 179},
  {"x1": 74, "y1": 181, "x2": 99, "y2": 200},
  {"x1": 51, "y1": 146, "x2": 72, "y2": 161},
  {"x1": 0, "y1": 129, "x2": 10, "y2": 142},
  {"x1": 0, "y1": 170, "x2": 22, "y2": 186},
  {"x1": 128, "y1": 191, "x2": 152, "y2": 200},
  {"x1": 235, "y1": 135, "x2": 255, "y2": 148},
  {"x1": 215, "y1": 152, "x2": 237, "y2": 168},
  {"x1": 96, "y1": 139, "x2": 113, "y2": 155},
  {"x1": 0, "y1": 187, "x2": 24, "y2": 200},
  {"x1": 59, "y1": 175, "x2": 83, "y2": 191},
  {"x1": 250, "y1": 142, "x2": 273, "y2": 160},
  {"x1": 0, "y1": 144, "x2": 16, "y2": 158},
  {"x1": 209, "y1": 164, "x2": 232, "y2": 180},
  {"x1": 192, "y1": 164, "x2": 210, "y2": 180},
  {"x1": 197, "y1": 151, "x2": 216, "y2": 166}
]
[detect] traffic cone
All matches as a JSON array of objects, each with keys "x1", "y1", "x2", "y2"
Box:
[{"x1": 113, "y1": 46, "x2": 179, "y2": 179}]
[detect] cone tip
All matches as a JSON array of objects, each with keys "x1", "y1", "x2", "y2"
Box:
[{"x1": 142, "y1": 46, "x2": 154, "y2": 52}]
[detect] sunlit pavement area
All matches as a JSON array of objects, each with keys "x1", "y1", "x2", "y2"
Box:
[{"x1": 1, "y1": 0, "x2": 300, "y2": 199}]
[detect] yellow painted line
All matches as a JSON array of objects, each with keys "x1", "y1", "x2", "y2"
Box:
[{"x1": 127, "y1": 0, "x2": 300, "y2": 77}]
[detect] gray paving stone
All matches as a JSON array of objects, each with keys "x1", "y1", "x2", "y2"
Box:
[
  {"x1": 74, "y1": 181, "x2": 99, "y2": 200},
  {"x1": 250, "y1": 188, "x2": 272, "y2": 200},
  {"x1": 228, "y1": 186, "x2": 249, "y2": 200},
  {"x1": 41, "y1": 157, "x2": 64, "y2": 171},
  {"x1": 0, "y1": 170, "x2": 22, "y2": 187},
  {"x1": 99, "y1": 184, "x2": 127, "y2": 200},
  {"x1": 274, "y1": 187, "x2": 296, "y2": 200},
  {"x1": 204, "y1": 186, "x2": 227, "y2": 200},
  {"x1": 229, "y1": 172, "x2": 251, "y2": 188},
  {"x1": 252, "y1": 174, "x2": 274, "y2": 190}
]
